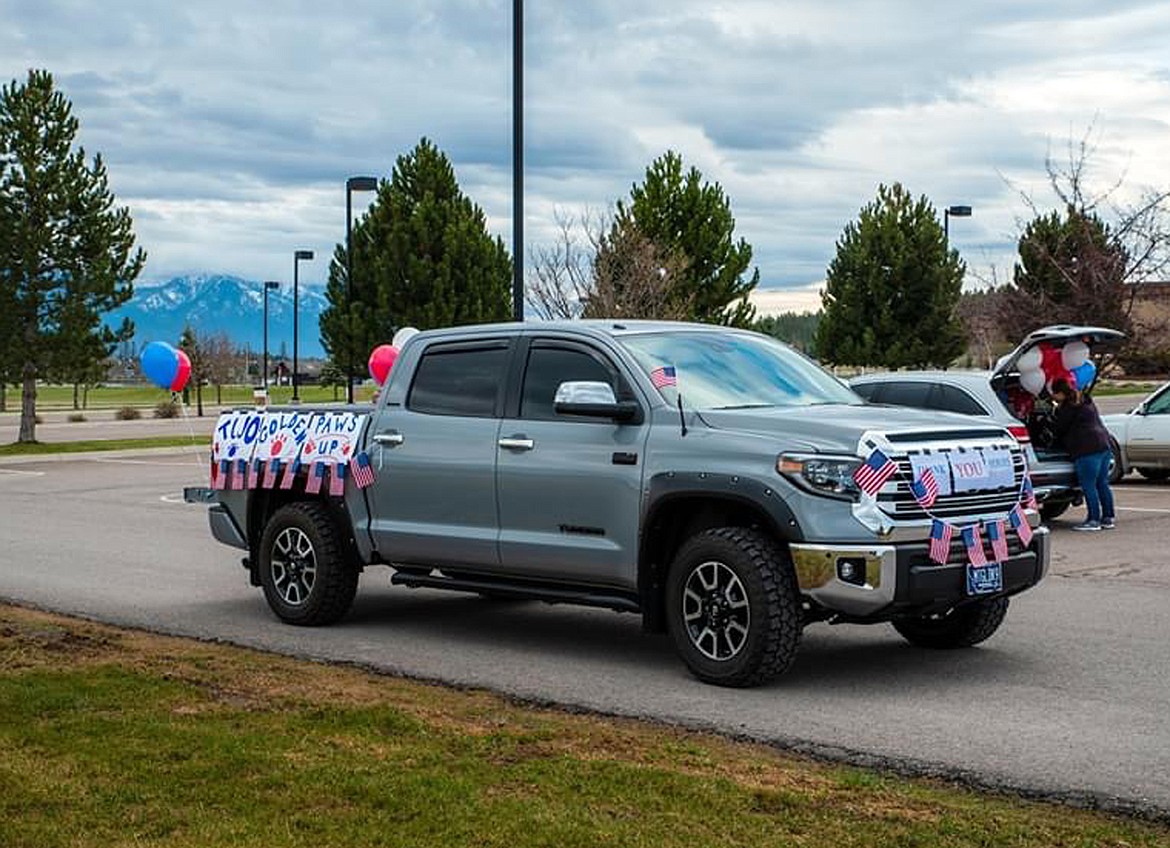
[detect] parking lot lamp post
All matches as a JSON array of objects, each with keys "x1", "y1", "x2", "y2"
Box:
[
  {"x1": 346, "y1": 176, "x2": 379, "y2": 404},
  {"x1": 262, "y1": 281, "x2": 280, "y2": 390},
  {"x1": 944, "y1": 204, "x2": 972, "y2": 245},
  {"x1": 292, "y1": 249, "x2": 314, "y2": 404}
]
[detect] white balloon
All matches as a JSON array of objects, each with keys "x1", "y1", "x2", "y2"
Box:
[
  {"x1": 1019, "y1": 368, "x2": 1046, "y2": 396},
  {"x1": 392, "y1": 326, "x2": 420, "y2": 348},
  {"x1": 1017, "y1": 347, "x2": 1042, "y2": 372},
  {"x1": 1061, "y1": 341, "x2": 1089, "y2": 370}
]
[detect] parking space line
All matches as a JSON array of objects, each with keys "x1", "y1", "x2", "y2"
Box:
[
  {"x1": 92, "y1": 458, "x2": 201, "y2": 467},
  {"x1": 0, "y1": 468, "x2": 46, "y2": 477},
  {"x1": 1116, "y1": 506, "x2": 1170, "y2": 514}
]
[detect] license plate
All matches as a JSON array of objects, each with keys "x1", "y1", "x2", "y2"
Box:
[{"x1": 966, "y1": 562, "x2": 1003, "y2": 595}]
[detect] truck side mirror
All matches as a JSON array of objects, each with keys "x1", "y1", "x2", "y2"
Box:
[{"x1": 554, "y1": 381, "x2": 638, "y2": 422}]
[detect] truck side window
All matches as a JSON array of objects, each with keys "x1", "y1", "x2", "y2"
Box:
[
  {"x1": 520, "y1": 346, "x2": 616, "y2": 420},
  {"x1": 852, "y1": 383, "x2": 880, "y2": 402},
  {"x1": 408, "y1": 346, "x2": 508, "y2": 417}
]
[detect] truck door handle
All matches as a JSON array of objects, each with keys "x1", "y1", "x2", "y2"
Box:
[
  {"x1": 374, "y1": 431, "x2": 405, "y2": 447},
  {"x1": 498, "y1": 436, "x2": 535, "y2": 451}
]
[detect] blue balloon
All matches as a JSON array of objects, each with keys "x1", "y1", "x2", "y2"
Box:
[
  {"x1": 140, "y1": 341, "x2": 180, "y2": 390},
  {"x1": 1072, "y1": 359, "x2": 1096, "y2": 389}
]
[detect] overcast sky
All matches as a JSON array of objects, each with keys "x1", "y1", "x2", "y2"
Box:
[{"x1": 3, "y1": 1, "x2": 1169, "y2": 312}]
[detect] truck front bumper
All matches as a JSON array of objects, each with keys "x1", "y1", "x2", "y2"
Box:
[{"x1": 790, "y1": 526, "x2": 1050, "y2": 619}]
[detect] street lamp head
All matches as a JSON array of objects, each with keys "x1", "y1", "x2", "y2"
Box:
[
  {"x1": 294, "y1": 249, "x2": 314, "y2": 261},
  {"x1": 264, "y1": 280, "x2": 280, "y2": 291},
  {"x1": 946, "y1": 205, "x2": 973, "y2": 217},
  {"x1": 346, "y1": 176, "x2": 378, "y2": 193}
]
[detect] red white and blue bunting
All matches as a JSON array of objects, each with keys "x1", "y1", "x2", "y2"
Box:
[{"x1": 856, "y1": 447, "x2": 1040, "y2": 567}]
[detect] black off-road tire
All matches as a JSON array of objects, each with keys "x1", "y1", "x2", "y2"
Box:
[
  {"x1": 892, "y1": 597, "x2": 1009, "y2": 649},
  {"x1": 1136, "y1": 467, "x2": 1170, "y2": 482},
  {"x1": 665, "y1": 527, "x2": 802, "y2": 688},
  {"x1": 258, "y1": 502, "x2": 359, "y2": 626}
]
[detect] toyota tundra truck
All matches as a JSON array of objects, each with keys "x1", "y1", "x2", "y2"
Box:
[{"x1": 193, "y1": 321, "x2": 1049, "y2": 687}]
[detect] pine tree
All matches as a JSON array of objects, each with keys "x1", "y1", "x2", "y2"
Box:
[
  {"x1": 320, "y1": 138, "x2": 511, "y2": 370},
  {"x1": 612, "y1": 151, "x2": 758, "y2": 327},
  {"x1": 0, "y1": 69, "x2": 144, "y2": 441},
  {"x1": 815, "y1": 183, "x2": 965, "y2": 368}
]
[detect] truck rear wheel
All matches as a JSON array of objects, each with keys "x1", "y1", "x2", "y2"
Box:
[
  {"x1": 258, "y1": 502, "x2": 358, "y2": 626},
  {"x1": 665, "y1": 527, "x2": 802, "y2": 687},
  {"x1": 892, "y1": 597, "x2": 1009, "y2": 649}
]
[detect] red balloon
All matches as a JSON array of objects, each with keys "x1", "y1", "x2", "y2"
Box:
[
  {"x1": 368, "y1": 344, "x2": 399, "y2": 386},
  {"x1": 1040, "y1": 345, "x2": 1064, "y2": 380},
  {"x1": 170, "y1": 349, "x2": 192, "y2": 392}
]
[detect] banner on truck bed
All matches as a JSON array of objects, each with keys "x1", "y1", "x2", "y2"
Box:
[{"x1": 209, "y1": 410, "x2": 372, "y2": 493}]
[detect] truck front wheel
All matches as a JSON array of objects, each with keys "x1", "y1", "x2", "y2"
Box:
[
  {"x1": 892, "y1": 597, "x2": 1009, "y2": 649},
  {"x1": 258, "y1": 502, "x2": 359, "y2": 626},
  {"x1": 665, "y1": 527, "x2": 802, "y2": 687}
]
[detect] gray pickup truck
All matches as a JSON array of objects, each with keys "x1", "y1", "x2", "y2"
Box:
[{"x1": 198, "y1": 321, "x2": 1049, "y2": 687}]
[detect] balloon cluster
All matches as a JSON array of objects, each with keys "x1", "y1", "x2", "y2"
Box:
[
  {"x1": 367, "y1": 327, "x2": 420, "y2": 387},
  {"x1": 140, "y1": 341, "x2": 191, "y2": 392},
  {"x1": 1017, "y1": 340, "x2": 1096, "y2": 396}
]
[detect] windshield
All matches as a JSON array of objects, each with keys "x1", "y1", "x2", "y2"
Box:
[{"x1": 619, "y1": 330, "x2": 861, "y2": 409}]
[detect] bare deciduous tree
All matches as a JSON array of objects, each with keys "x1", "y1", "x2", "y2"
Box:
[{"x1": 528, "y1": 210, "x2": 692, "y2": 322}]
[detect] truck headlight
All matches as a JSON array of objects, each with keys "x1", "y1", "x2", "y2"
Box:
[{"x1": 777, "y1": 454, "x2": 862, "y2": 500}]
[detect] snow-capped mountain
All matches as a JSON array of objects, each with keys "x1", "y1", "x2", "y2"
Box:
[{"x1": 106, "y1": 274, "x2": 330, "y2": 358}]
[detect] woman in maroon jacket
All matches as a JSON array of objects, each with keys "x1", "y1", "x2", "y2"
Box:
[{"x1": 1050, "y1": 378, "x2": 1116, "y2": 531}]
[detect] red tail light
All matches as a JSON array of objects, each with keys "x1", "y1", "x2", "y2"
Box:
[{"x1": 1008, "y1": 425, "x2": 1031, "y2": 444}]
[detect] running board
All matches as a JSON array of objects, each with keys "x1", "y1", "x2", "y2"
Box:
[{"x1": 389, "y1": 571, "x2": 640, "y2": 613}]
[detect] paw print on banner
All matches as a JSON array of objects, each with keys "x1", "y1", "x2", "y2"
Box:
[{"x1": 271, "y1": 438, "x2": 285, "y2": 457}]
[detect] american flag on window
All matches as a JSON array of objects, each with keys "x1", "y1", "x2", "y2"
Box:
[
  {"x1": 909, "y1": 466, "x2": 939, "y2": 509},
  {"x1": 929, "y1": 519, "x2": 952, "y2": 565},
  {"x1": 650, "y1": 365, "x2": 677, "y2": 389},
  {"x1": 1009, "y1": 503, "x2": 1033, "y2": 546},
  {"x1": 987, "y1": 518, "x2": 1009, "y2": 562},
  {"x1": 962, "y1": 525, "x2": 987, "y2": 566},
  {"x1": 350, "y1": 451, "x2": 376, "y2": 489},
  {"x1": 852, "y1": 448, "x2": 897, "y2": 496}
]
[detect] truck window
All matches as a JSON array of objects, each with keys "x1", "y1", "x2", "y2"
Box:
[
  {"x1": 852, "y1": 382, "x2": 881, "y2": 402},
  {"x1": 407, "y1": 346, "x2": 508, "y2": 417},
  {"x1": 520, "y1": 345, "x2": 616, "y2": 420}
]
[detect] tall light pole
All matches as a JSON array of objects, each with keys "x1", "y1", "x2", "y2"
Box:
[
  {"x1": 292, "y1": 249, "x2": 314, "y2": 404},
  {"x1": 262, "y1": 280, "x2": 280, "y2": 391},
  {"x1": 512, "y1": 0, "x2": 524, "y2": 321},
  {"x1": 944, "y1": 204, "x2": 972, "y2": 245},
  {"x1": 345, "y1": 176, "x2": 378, "y2": 404}
]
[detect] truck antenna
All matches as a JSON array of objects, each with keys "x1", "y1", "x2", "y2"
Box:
[{"x1": 677, "y1": 392, "x2": 688, "y2": 437}]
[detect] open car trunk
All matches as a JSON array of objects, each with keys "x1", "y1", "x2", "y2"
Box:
[{"x1": 989, "y1": 325, "x2": 1126, "y2": 457}]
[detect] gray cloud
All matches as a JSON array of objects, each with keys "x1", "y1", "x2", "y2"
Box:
[{"x1": 2, "y1": 0, "x2": 1169, "y2": 293}]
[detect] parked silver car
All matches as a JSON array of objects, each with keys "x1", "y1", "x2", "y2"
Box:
[
  {"x1": 850, "y1": 325, "x2": 1125, "y2": 520},
  {"x1": 1103, "y1": 380, "x2": 1170, "y2": 482}
]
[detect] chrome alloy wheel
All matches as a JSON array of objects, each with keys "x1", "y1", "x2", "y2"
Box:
[
  {"x1": 271, "y1": 526, "x2": 317, "y2": 606},
  {"x1": 681, "y1": 560, "x2": 751, "y2": 661}
]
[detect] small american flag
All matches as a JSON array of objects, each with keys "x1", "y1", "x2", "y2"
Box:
[
  {"x1": 262, "y1": 458, "x2": 280, "y2": 489},
  {"x1": 1021, "y1": 474, "x2": 1038, "y2": 510},
  {"x1": 650, "y1": 365, "x2": 677, "y2": 389},
  {"x1": 909, "y1": 467, "x2": 939, "y2": 509},
  {"x1": 853, "y1": 448, "x2": 897, "y2": 496},
  {"x1": 929, "y1": 519, "x2": 952, "y2": 565},
  {"x1": 329, "y1": 462, "x2": 346, "y2": 497},
  {"x1": 987, "y1": 518, "x2": 1009, "y2": 562},
  {"x1": 1009, "y1": 503, "x2": 1033, "y2": 546},
  {"x1": 231, "y1": 458, "x2": 247, "y2": 491},
  {"x1": 247, "y1": 458, "x2": 262, "y2": 490},
  {"x1": 213, "y1": 459, "x2": 229, "y2": 490},
  {"x1": 279, "y1": 458, "x2": 300, "y2": 490},
  {"x1": 962, "y1": 525, "x2": 987, "y2": 567},
  {"x1": 305, "y1": 461, "x2": 326, "y2": 495},
  {"x1": 350, "y1": 451, "x2": 376, "y2": 488}
]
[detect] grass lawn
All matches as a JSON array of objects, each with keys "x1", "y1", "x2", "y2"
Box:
[
  {"x1": 0, "y1": 436, "x2": 209, "y2": 456},
  {"x1": 1, "y1": 604, "x2": 1166, "y2": 848}
]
